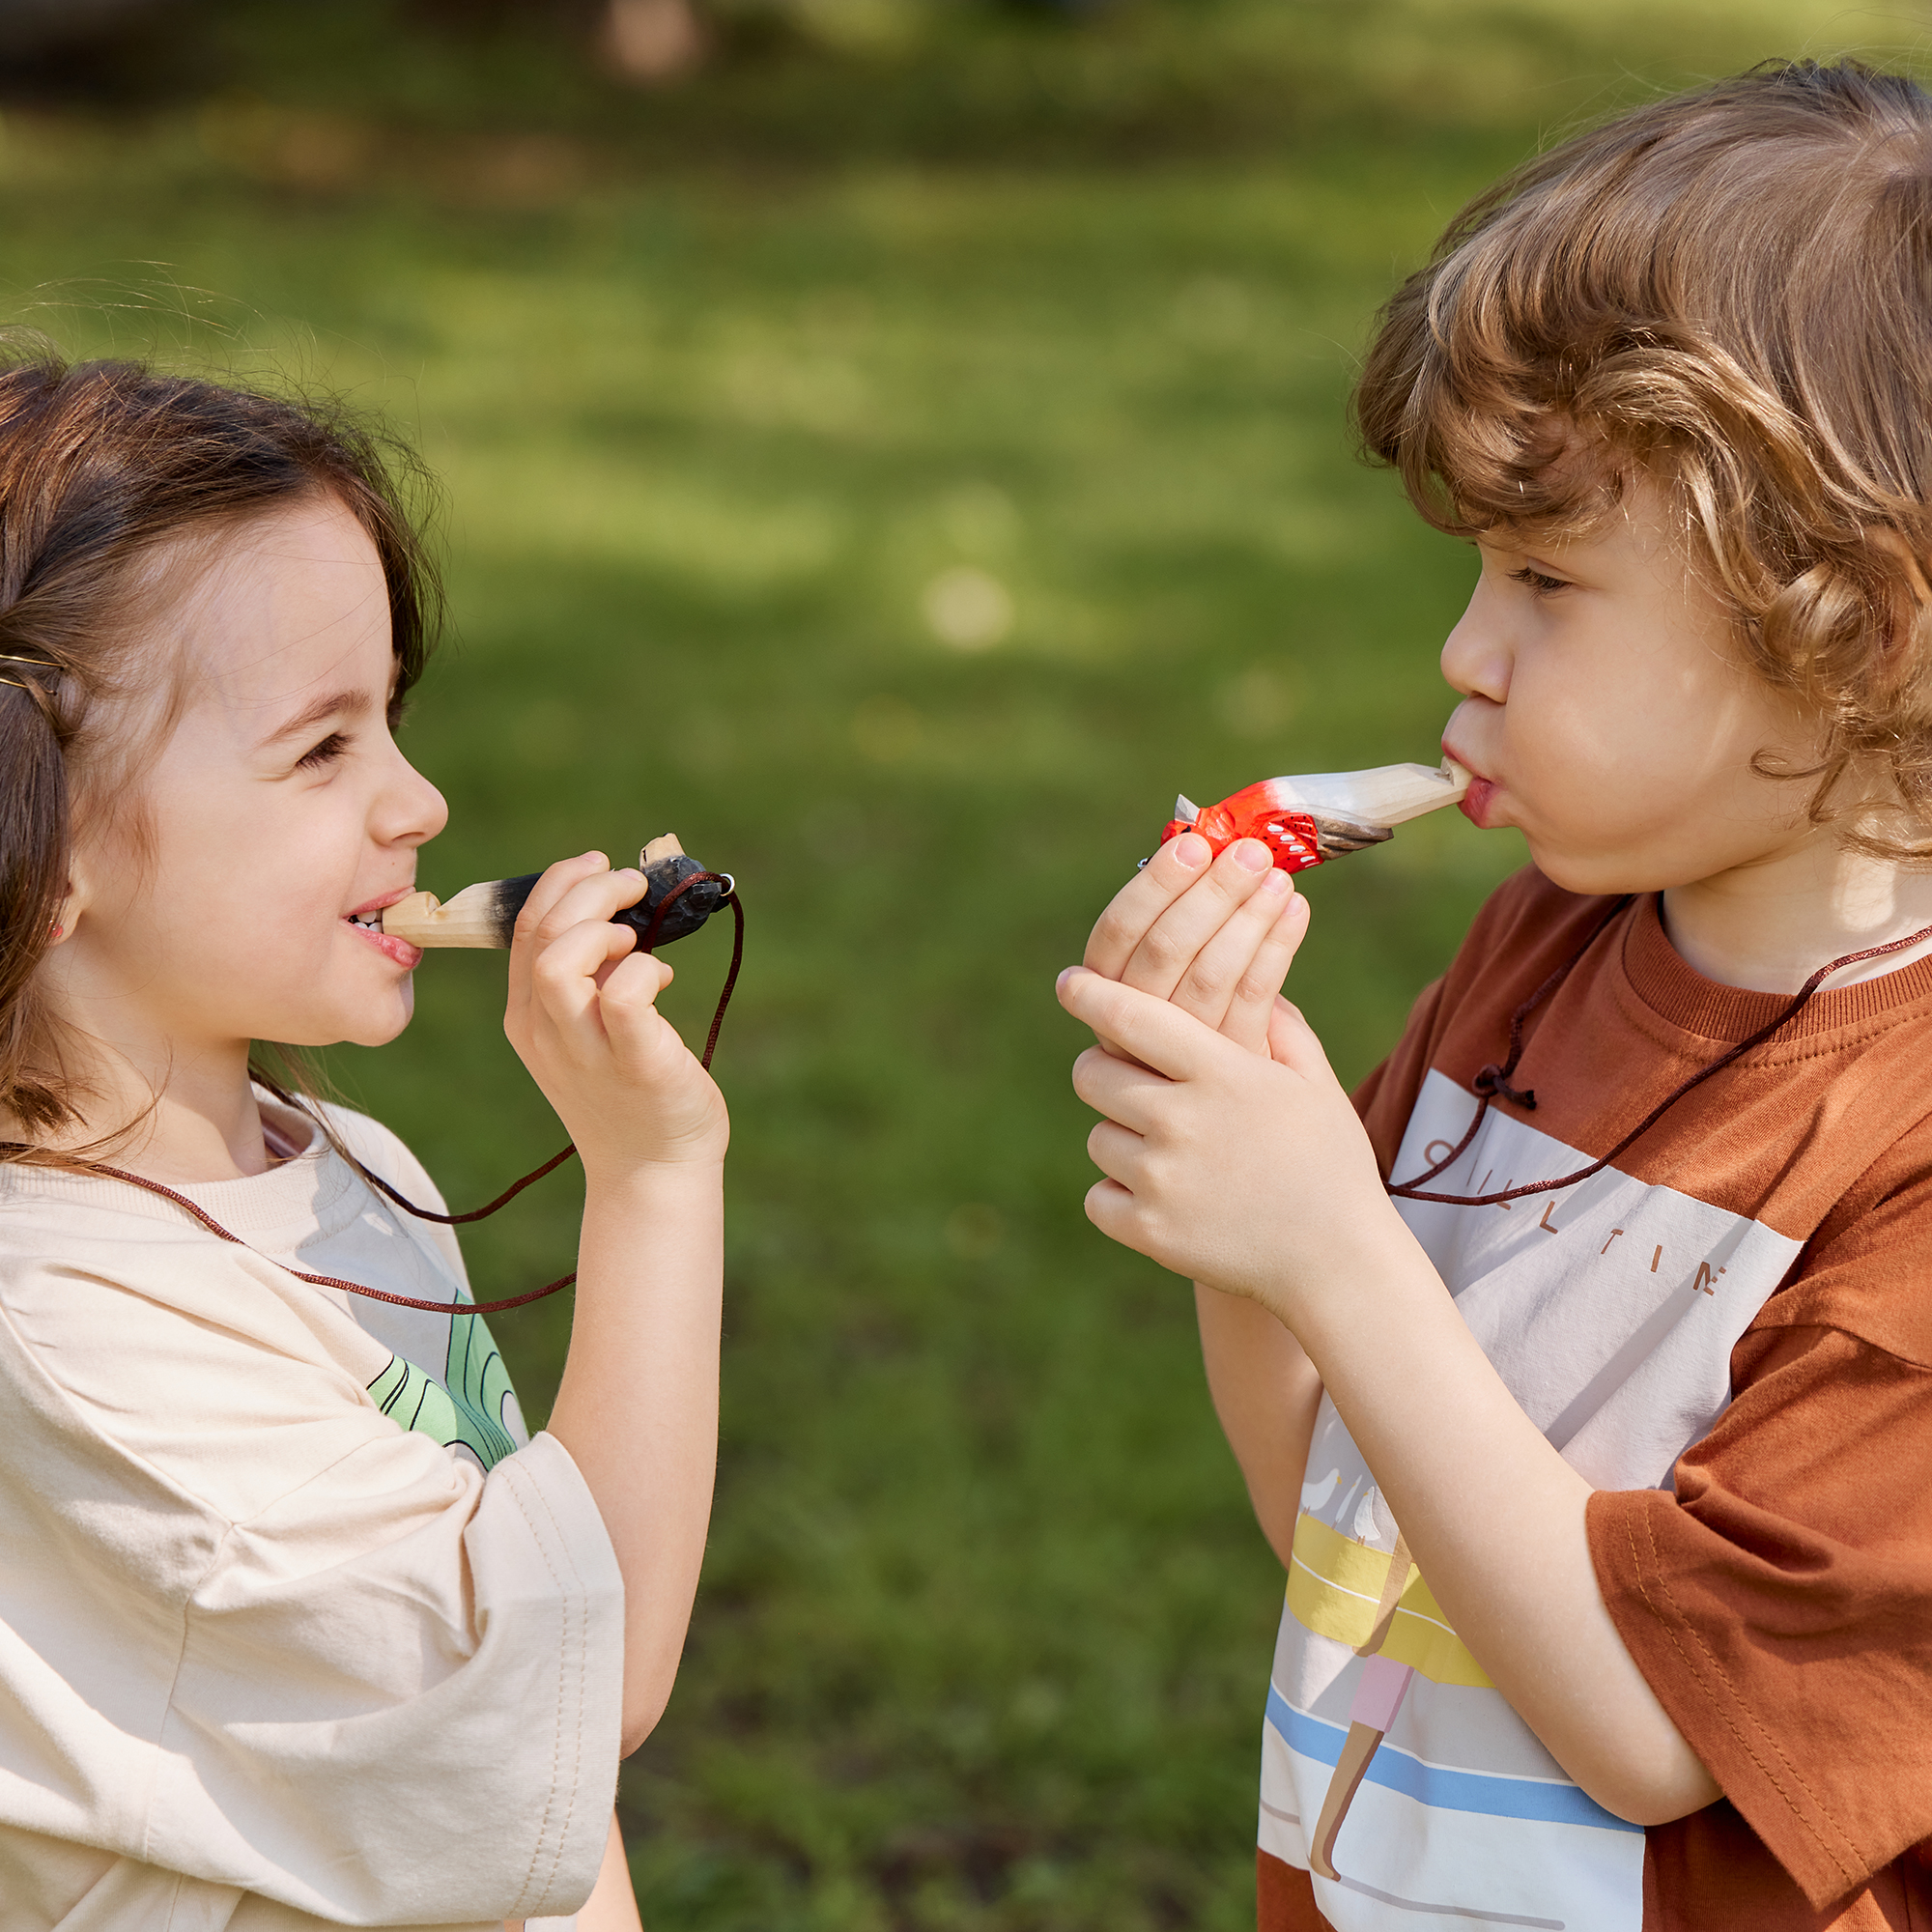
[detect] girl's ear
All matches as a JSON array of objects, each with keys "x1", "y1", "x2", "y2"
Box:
[{"x1": 49, "y1": 860, "x2": 93, "y2": 948}]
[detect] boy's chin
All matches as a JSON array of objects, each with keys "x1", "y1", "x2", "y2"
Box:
[{"x1": 1523, "y1": 841, "x2": 1663, "y2": 900}]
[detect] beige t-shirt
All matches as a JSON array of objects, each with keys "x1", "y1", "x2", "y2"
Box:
[{"x1": 0, "y1": 1097, "x2": 623, "y2": 1930}]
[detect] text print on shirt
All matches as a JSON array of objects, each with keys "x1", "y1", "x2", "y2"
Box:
[
  {"x1": 1268, "y1": 1073, "x2": 1798, "y2": 1930},
  {"x1": 1267, "y1": 912, "x2": 1932, "y2": 1929}
]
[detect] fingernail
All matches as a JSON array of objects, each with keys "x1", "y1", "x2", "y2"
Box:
[
  {"x1": 1233, "y1": 839, "x2": 1271, "y2": 874},
  {"x1": 1261, "y1": 867, "x2": 1292, "y2": 896},
  {"x1": 1173, "y1": 833, "x2": 1209, "y2": 869},
  {"x1": 1057, "y1": 966, "x2": 1079, "y2": 991}
]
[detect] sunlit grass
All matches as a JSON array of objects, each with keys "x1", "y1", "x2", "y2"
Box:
[{"x1": 0, "y1": 4, "x2": 1917, "y2": 1922}]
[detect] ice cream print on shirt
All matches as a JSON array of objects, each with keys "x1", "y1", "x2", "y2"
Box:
[
  {"x1": 1261, "y1": 1069, "x2": 1802, "y2": 1932},
  {"x1": 365, "y1": 1307, "x2": 523, "y2": 1471}
]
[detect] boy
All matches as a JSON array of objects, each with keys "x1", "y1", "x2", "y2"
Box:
[{"x1": 1062, "y1": 59, "x2": 1932, "y2": 1932}]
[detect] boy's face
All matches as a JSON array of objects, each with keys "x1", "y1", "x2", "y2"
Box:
[{"x1": 1439, "y1": 471, "x2": 1821, "y2": 896}]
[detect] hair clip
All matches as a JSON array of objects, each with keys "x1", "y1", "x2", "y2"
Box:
[{"x1": 0, "y1": 653, "x2": 54, "y2": 693}]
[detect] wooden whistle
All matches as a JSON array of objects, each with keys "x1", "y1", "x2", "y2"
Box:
[
  {"x1": 1159, "y1": 758, "x2": 1471, "y2": 875},
  {"x1": 374, "y1": 834, "x2": 729, "y2": 952}
]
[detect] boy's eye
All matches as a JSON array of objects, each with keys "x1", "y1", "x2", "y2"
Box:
[
  {"x1": 297, "y1": 731, "x2": 350, "y2": 771},
  {"x1": 1509, "y1": 564, "x2": 1571, "y2": 596}
]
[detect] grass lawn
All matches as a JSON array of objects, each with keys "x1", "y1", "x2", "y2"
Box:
[{"x1": 0, "y1": 4, "x2": 1898, "y2": 1922}]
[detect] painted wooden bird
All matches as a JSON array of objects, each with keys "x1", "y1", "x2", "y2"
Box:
[{"x1": 1159, "y1": 758, "x2": 1471, "y2": 875}]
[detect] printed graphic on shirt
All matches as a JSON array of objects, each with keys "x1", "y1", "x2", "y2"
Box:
[
  {"x1": 1262, "y1": 1069, "x2": 1803, "y2": 1932},
  {"x1": 366, "y1": 1306, "x2": 521, "y2": 1471}
]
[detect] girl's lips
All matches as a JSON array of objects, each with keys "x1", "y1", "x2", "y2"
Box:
[
  {"x1": 346, "y1": 919, "x2": 422, "y2": 970},
  {"x1": 344, "y1": 886, "x2": 422, "y2": 967},
  {"x1": 348, "y1": 887, "x2": 415, "y2": 920}
]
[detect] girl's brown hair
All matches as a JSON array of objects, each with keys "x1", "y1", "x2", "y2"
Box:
[
  {"x1": 0, "y1": 345, "x2": 440, "y2": 1145},
  {"x1": 1354, "y1": 59, "x2": 1932, "y2": 854}
]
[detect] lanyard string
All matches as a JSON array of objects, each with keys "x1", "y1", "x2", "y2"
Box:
[
  {"x1": 1388, "y1": 898, "x2": 1932, "y2": 1208},
  {"x1": 78, "y1": 872, "x2": 744, "y2": 1318}
]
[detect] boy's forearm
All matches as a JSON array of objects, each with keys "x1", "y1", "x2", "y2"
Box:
[
  {"x1": 546, "y1": 1162, "x2": 724, "y2": 1755},
  {"x1": 1276, "y1": 1214, "x2": 1722, "y2": 1827},
  {"x1": 1194, "y1": 1284, "x2": 1322, "y2": 1566}
]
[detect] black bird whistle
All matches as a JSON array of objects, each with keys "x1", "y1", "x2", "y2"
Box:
[{"x1": 378, "y1": 834, "x2": 730, "y2": 952}]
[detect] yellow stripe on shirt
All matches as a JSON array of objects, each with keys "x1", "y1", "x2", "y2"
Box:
[{"x1": 1285, "y1": 1512, "x2": 1493, "y2": 1689}]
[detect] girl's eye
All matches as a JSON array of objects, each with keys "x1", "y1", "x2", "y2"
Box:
[
  {"x1": 297, "y1": 731, "x2": 349, "y2": 772},
  {"x1": 1509, "y1": 564, "x2": 1570, "y2": 596}
]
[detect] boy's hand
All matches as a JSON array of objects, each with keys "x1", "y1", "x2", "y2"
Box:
[
  {"x1": 503, "y1": 852, "x2": 729, "y2": 1179},
  {"x1": 1083, "y1": 833, "x2": 1309, "y2": 1054},
  {"x1": 1059, "y1": 966, "x2": 1392, "y2": 1318}
]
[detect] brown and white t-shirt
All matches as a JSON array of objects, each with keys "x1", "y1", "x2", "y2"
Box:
[{"x1": 1258, "y1": 870, "x2": 1932, "y2": 1932}]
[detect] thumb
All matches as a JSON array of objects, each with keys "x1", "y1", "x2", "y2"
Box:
[{"x1": 1265, "y1": 995, "x2": 1336, "y2": 1082}]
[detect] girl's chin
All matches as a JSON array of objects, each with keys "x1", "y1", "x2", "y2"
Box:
[{"x1": 335, "y1": 981, "x2": 416, "y2": 1050}]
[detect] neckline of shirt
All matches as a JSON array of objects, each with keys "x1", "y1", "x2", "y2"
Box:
[
  {"x1": 1621, "y1": 892, "x2": 1932, "y2": 1043},
  {"x1": 0, "y1": 1094, "x2": 371, "y2": 1248}
]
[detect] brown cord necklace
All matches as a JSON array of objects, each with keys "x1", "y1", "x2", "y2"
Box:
[
  {"x1": 75, "y1": 870, "x2": 744, "y2": 1318},
  {"x1": 1388, "y1": 896, "x2": 1932, "y2": 1208}
]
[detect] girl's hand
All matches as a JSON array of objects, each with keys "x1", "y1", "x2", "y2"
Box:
[
  {"x1": 1059, "y1": 966, "x2": 1394, "y2": 1319},
  {"x1": 503, "y1": 852, "x2": 729, "y2": 1178},
  {"x1": 1082, "y1": 834, "x2": 1309, "y2": 1054}
]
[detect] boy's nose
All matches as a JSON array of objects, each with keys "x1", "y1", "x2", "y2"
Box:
[{"x1": 1440, "y1": 587, "x2": 1512, "y2": 703}]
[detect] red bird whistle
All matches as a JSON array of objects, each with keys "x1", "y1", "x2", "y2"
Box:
[{"x1": 1157, "y1": 758, "x2": 1471, "y2": 875}]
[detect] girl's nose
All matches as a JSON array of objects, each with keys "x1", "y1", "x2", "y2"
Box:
[{"x1": 379, "y1": 745, "x2": 449, "y2": 849}]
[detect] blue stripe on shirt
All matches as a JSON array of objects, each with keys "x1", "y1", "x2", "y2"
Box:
[{"x1": 1266, "y1": 1686, "x2": 1642, "y2": 1834}]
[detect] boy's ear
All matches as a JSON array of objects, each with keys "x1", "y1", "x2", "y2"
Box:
[{"x1": 1868, "y1": 528, "x2": 1932, "y2": 679}]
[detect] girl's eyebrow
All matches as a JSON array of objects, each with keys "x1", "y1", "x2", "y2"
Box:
[{"x1": 258, "y1": 687, "x2": 373, "y2": 750}]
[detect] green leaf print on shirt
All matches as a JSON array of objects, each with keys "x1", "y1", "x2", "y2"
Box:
[{"x1": 366, "y1": 1308, "x2": 520, "y2": 1470}]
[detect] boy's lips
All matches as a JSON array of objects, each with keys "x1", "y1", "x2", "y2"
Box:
[
  {"x1": 1443, "y1": 746, "x2": 1501, "y2": 827},
  {"x1": 1458, "y1": 777, "x2": 1501, "y2": 828},
  {"x1": 344, "y1": 888, "x2": 423, "y2": 969}
]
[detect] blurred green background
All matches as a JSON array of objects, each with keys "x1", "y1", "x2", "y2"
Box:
[{"x1": 2, "y1": 2, "x2": 1912, "y2": 1924}]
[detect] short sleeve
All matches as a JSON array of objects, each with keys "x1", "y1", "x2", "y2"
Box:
[
  {"x1": 0, "y1": 1235, "x2": 622, "y2": 1925},
  {"x1": 1588, "y1": 1320, "x2": 1932, "y2": 1909}
]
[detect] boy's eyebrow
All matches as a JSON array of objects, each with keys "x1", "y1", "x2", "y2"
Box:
[
  {"x1": 257, "y1": 687, "x2": 374, "y2": 749},
  {"x1": 1477, "y1": 532, "x2": 1570, "y2": 570}
]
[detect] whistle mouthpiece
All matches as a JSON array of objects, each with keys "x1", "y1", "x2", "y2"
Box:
[
  {"x1": 382, "y1": 834, "x2": 730, "y2": 951},
  {"x1": 1158, "y1": 757, "x2": 1470, "y2": 875}
]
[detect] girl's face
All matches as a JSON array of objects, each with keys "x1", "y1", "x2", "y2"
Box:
[
  {"x1": 1437, "y1": 471, "x2": 1821, "y2": 896},
  {"x1": 55, "y1": 497, "x2": 448, "y2": 1058}
]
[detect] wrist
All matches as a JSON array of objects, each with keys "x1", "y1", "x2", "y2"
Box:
[
  {"x1": 581, "y1": 1154, "x2": 725, "y2": 1204},
  {"x1": 1241, "y1": 1200, "x2": 1437, "y2": 1351}
]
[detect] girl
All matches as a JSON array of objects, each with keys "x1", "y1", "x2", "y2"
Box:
[
  {"x1": 0, "y1": 349, "x2": 726, "y2": 1929},
  {"x1": 1063, "y1": 59, "x2": 1932, "y2": 1932}
]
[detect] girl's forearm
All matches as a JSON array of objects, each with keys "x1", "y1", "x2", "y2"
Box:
[
  {"x1": 1194, "y1": 1284, "x2": 1322, "y2": 1566},
  {"x1": 1285, "y1": 1215, "x2": 1721, "y2": 1827},
  {"x1": 546, "y1": 1161, "x2": 724, "y2": 1755}
]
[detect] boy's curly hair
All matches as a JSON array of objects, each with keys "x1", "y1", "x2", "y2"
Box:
[{"x1": 1354, "y1": 59, "x2": 1932, "y2": 857}]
